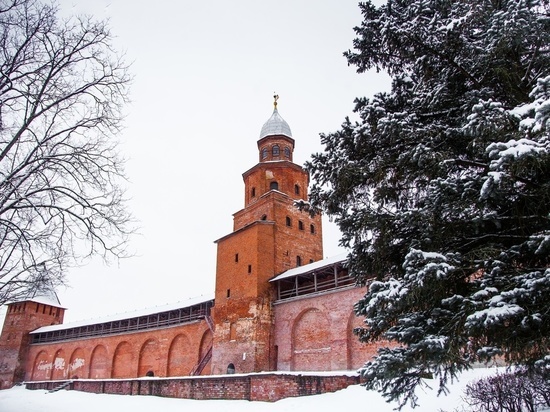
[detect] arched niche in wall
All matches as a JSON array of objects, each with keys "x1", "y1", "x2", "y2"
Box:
[{"x1": 290, "y1": 307, "x2": 331, "y2": 371}]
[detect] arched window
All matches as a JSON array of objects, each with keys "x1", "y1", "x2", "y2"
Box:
[
  {"x1": 284, "y1": 147, "x2": 291, "y2": 158},
  {"x1": 294, "y1": 184, "x2": 300, "y2": 195},
  {"x1": 227, "y1": 363, "x2": 235, "y2": 374},
  {"x1": 270, "y1": 181, "x2": 279, "y2": 190},
  {"x1": 296, "y1": 255, "x2": 302, "y2": 267},
  {"x1": 298, "y1": 220, "x2": 304, "y2": 230},
  {"x1": 286, "y1": 216, "x2": 291, "y2": 226},
  {"x1": 310, "y1": 224, "x2": 315, "y2": 234},
  {"x1": 272, "y1": 145, "x2": 280, "y2": 156},
  {"x1": 261, "y1": 214, "x2": 267, "y2": 220},
  {"x1": 261, "y1": 148, "x2": 268, "y2": 159}
]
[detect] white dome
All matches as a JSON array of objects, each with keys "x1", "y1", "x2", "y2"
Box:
[{"x1": 259, "y1": 108, "x2": 292, "y2": 139}]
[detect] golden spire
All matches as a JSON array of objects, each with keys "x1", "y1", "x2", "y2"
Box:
[{"x1": 273, "y1": 93, "x2": 279, "y2": 109}]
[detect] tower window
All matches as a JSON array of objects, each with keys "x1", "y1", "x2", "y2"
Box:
[
  {"x1": 286, "y1": 216, "x2": 291, "y2": 226},
  {"x1": 261, "y1": 214, "x2": 267, "y2": 220},
  {"x1": 310, "y1": 224, "x2": 315, "y2": 234},
  {"x1": 261, "y1": 148, "x2": 268, "y2": 159},
  {"x1": 235, "y1": 253, "x2": 239, "y2": 262},
  {"x1": 296, "y1": 255, "x2": 302, "y2": 267},
  {"x1": 298, "y1": 220, "x2": 304, "y2": 230},
  {"x1": 270, "y1": 181, "x2": 279, "y2": 190},
  {"x1": 251, "y1": 187, "x2": 256, "y2": 197},
  {"x1": 248, "y1": 264, "x2": 252, "y2": 274},
  {"x1": 294, "y1": 184, "x2": 300, "y2": 195},
  {"x1": 284, "y1": 147, "x2": 291, "y2": 158},
  {"x1": 272, "y1": 145, "x2": 280, "y2": 156},
  {"x1": 227, "y1": 289, "x2": 231, "y2": 298}
]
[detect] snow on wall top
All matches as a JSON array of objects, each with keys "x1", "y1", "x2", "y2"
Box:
[{"x1": 29, "y1": 293, "x2": 215, "y2": 334}]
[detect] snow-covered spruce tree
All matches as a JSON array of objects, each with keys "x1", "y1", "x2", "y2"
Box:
[
  {"x1": 0, "y1": 0, "x2": 133, "y2": 306},
  {"x1": 306, "y1": 0, "x2": 550, "y2": 408}
]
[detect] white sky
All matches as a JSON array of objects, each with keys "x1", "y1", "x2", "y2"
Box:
[{"x1": 2, "y1": 0, "x2": 391, "y2": 324}]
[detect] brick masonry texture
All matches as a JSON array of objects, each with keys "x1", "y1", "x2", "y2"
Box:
[
  {"x1": 25, "y1": 372, "x2": 361, "y2": 402},
  {"x1": 24, "y1": 320, "x2": 212, "y2": 382},
  {"x1": 274, "y1": 287, "x2": 384, "y2": 371}
]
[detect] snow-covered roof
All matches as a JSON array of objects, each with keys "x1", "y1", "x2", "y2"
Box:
[
  {"x1": 270, "y1": 253, "x2": 348, "y2": 282},
  {"x1": 10, "y1": 288, "x2": 64, "y2": 308},
  {"x1": 259, "y1": 108, "x2": 292, "y2": 139},
  {"x1": 30, "y1": 293, "x2": 215, "y2": 334}
]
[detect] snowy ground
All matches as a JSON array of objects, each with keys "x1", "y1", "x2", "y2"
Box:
[{"x1": 0, "y1": 368, "x2": 507, "y2": 412}]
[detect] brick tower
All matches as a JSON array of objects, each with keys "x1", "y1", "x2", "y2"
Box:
[
  {"x1": 0, "y1": 290, "x2": 65, "y2": 388},
  {"x1": 210, "y1": 96, "x2": 323, "y2": 374}
]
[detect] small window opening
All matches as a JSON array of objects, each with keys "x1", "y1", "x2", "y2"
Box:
[
  {"x1": 261, "y1": 214, "x2": 267, "y2": 220},
  {"x1": 286, "y1": 216, "x2": 291, "y2": 226},
  {"x1": 227, "y1": 289, "x2": 231, "y2": 298},
  {"x1": 261, "y1": 148, "x2": 268, "y2": 159},
  {"x1": 248, "y1": 264, "x2": 252, "y2": 274},
  {"x1": 227, "y1": 363, "x2": 235, "y2": 374},
  {"x1": 310, "y1": 224, "x2": 315, "y2": 234},
  {"x1": 272, "y1": 145, "x2": 280, "y2": 156},
  {"x1": 270, "y1": 181, "x2": 279, "y2": 190},
  {"x1": 310, "y1": 259, "x2": 314, "y2": 264},
  {"x1": 251, "y1": 187, "x2": 256, "y2": 197},
  {"x1": 298, "y1": 220, "x2": 304, "y2": 230},
  {"x1": 146, "y1": 370, "x2": 154, "y2": 377},
  {"x1": 294, "y1": 184, "x2": 300, "y2": 195},
  {"x1": 235, "y1": 253, "x2": 239, "y2": 263},
  {"x1": 284, "y1": 147, "x2": 291, "y2": 158},
  {"x1": 296, "y1": 256, "x2": 302, "y2": 267}
]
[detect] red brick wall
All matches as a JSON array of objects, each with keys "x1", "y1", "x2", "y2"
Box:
[
  {"x1": 24, "y1": 320, "x2": 212, "y2": 382},
  {"x1": 0, "y1": 301, "x2": 65, "y2": 388},
  {"x1": 26, "y1": 372, "x2": 361, "y2": 402},
  {"x1": 273, "y1": 287, "x2": 384, "y2": 371},
  {"x1": 241, "y1": 162, "x2": 308, "y2": 209}
]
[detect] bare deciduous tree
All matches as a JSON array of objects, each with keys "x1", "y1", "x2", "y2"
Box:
[{"x1": 0, "y1": 0, "x2": 133, "y2": 305}]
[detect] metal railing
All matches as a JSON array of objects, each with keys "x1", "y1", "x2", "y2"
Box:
[{"x1": 31, "y1": 302, "x2": 214, "y2": 344}]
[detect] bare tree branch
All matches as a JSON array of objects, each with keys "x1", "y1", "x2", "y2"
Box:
[{"x1": 0, "y1": 0, "x2": 134, "y2": 306}]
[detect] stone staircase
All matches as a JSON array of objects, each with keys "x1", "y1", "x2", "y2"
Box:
[{"x1": 48, "y1": 380, "x2": 73, "y2": 393}]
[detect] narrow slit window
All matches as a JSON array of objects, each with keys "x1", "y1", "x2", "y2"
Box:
[
  {"x1": 286, "y1": 216, "x2": 291, "y2": 226},
  {"x1": 298, "y1": 220, "x2": 304, "y2": 230}
]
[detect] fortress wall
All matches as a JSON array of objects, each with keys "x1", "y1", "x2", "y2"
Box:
[
  {"x1": 273, "y1": 287, "x2": 384, "y2": 371},
  {"x1": 24, "y1": 320, "x2": 212, "y2": 382},
  {"x1": 26, "y1": 372, "x2": 361, "y2": 402}
]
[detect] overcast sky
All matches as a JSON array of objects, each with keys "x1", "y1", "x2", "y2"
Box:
[{"x1": 2, "y1": 0, "x2": 391, "y2": 324}]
